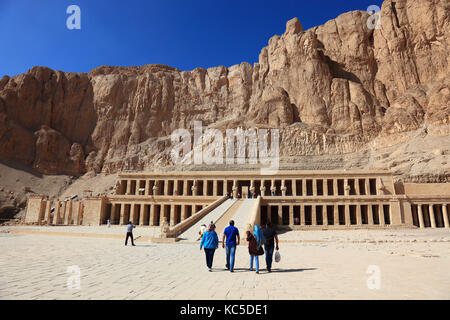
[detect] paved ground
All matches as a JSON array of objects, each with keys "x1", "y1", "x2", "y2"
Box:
[{"x1": 0, "y1": 226, "x2": 449, "y2": 300}]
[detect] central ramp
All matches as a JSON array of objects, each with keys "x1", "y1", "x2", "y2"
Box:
[{"x1": 178, "y1": 199, "x2": 237, "y2": 242}]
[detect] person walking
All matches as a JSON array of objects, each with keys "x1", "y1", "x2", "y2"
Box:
[
  {"x1": 200, "y1": 223, "x2": 219, "y2": 271},
  {"x1": 125, "y1": 221, "x2": 136, "y2": 246},
  {"x1": 246, "y1": 225, "x2": 265, "y2": 273},
  {"x1": 263, "y1": 221, "x2": 279, "y2": 272},
  {"x1": 222, "y1": 220, "x2": 240, "y2": 272}
]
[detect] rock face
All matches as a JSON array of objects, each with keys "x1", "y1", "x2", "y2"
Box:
[{"x1": 0, "y1": 0, "x2": 449, "y2": 181}]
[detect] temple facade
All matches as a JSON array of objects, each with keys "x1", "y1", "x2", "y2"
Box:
[{"x1": 25, "y1": 170, "x2": 450, "y2": 231}]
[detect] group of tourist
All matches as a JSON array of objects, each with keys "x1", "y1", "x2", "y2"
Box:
[{"x1": 200, "y1": 220, "x2": 279, "y2": 273}]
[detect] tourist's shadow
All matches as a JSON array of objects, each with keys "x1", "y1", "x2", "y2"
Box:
[{"x1": 270, "y1": 268, "x2": 317, "y2": 273}]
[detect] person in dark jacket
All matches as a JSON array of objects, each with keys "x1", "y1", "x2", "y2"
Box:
[
  {"x1": 246, "y1": 225, "x2": 265, "y2": 274},
  {"x1": 200, "y1": 223, "x2": 219, "y2": 271}
]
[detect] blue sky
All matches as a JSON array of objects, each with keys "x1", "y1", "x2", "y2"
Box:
[{"x1": 0, "y1": 0, "x2": 383, "y2": 77}]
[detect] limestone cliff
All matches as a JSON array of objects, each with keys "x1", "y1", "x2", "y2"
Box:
[{"x1": 0, "y1": 0, "x2": 449, "y2": 184}]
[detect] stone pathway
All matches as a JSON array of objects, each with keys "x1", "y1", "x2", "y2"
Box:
[{"x1": 0, "y1": 227, "x2": 449, "y2": 300}]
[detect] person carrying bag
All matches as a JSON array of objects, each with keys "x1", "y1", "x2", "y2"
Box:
[{"x1": 246, "y1": 225, "x2": 265, "y2": 274}]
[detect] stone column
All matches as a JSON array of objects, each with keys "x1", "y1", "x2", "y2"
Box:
[
  {"x1": 213, "y1": 180, "x2": 218, "y2": 196},
  {"x1": 429, "y1": 204, "x2": 436, "y2": 228},
  {"x1": 120, "y1": 204, "x2": 126, "y2": 225},
  {"x1": 323, "y1": 180, "x2": 328, "y2": 197},
  {"x1": 333, "y1": 205, "x2": 339, "y2": 226},
  {"x1": 418, "y1": 204, "x2": 424, "y2": 228},
  {"x1": 355, "y1": 179, "x2": 360, "y2": 195},
  {"x1": 164, "y1": 180, "x2": 169, "y2": 196},
  {"x1": 126, "y1": 180, "x2": 132, "y2": 195},
  {"x1": 312, "y1": 205, "x2": 317, "y2": 225},
  {"x1": 130, "y1": 204, "x2": 137, "y2": 224},
  {"x1": 153, "y1": 182, "x2": 159, "y2": 196},
  {"x1": 183, "y1": 180, "x2": 189, "y2": 196},
  {"x1": 281, "y1": 180, "x2": 287, "y2": 197},
  {"x1": 260, "y1": 184, "x2": 266, "y2": 197},
  {"x1": 135, "y1": 180, "x2": 140, "y2": 195},
  {"x1": 324, "y1": 205, "x2": 329, "y2": 225},
  {"x1": 137, "y1": 204, "x2": 142, "y2": 225},
  {"x1": 232, "y1": 180, "x2": 238, "y2": 198},
  {"x1": 145, "y1": 180, "x2": 150, "y2": 195},
  {"x1": 344, "y1": 179, "x2": 350, "y2": 196},
  {"x1": 65, "y1": 200, "x2": 73, "y2": 225},
  {"x1": 45, "y1": 200, "x2": 52, "y2": 224},
  {"x1": 333, "y1": 179, "x2": 338, "y2": 196},
  {"x1": 443, "y1": 204, "x2": 449, "y2": 228},
  {"x1": 203, "y1": 180, "x2": 208, "y2": 196},
  {"x1": 173, "y1": 180, "x2": 179, "y2": 196},
  {"x1": 312, "y1": 179, "x2": 317, "y2": 196},
  {"x1": 54, "y1": 201, "x2": 61, "y2": 225},
  {"x1": 170, "y1": 204, "x2": 176, "y2": 226},
  {"x1": 292, "y1": 180, "x2": 297, "y2": 196},
  {"x1": 289, "y1": 205, "x2": 294, "y2": 226},
  {"x1": 365, "y1": 179, "x2": 370, "y2": 196},
  {"x1": 300, "y1": 205, "x2": 305, "y2": 226},
  {"x1": 368, "y1": 204, "x2": 374, "y2": 225},
  {"x1": 356, "y1": 205, "x2": 362, "y2": 225},
  {"x1": 149, "y1": 205, "x2": 156, "y2": 226},
  {"x1": 61, "y1": 201, "x2": 67, "y2": 225},
  {"x1": 181, "y1": 205, "x2": 188, "y2": 221},
  {"x1": 379, "y1": 206, "x2": 386, "y2": 225},
  {"x1": 302, "y1": 179, "x2": 307, "y2": 196},
  {"x1": 250, "y1": 180, "x2": 255, "y2": 196},
  {"x1": 278, "y1": 205, "x2": 283, "y2": 225},
  {"x1": 270, "y1": 180, "x2": 276, "y2": 196},
  {"x1": 345, "y1": 204, "x2": 350, "y2": 226},
  {"x1": 110, "y1": 203, "x2": 116, "y2": 224}
]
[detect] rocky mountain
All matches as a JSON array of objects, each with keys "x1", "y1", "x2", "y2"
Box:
[{"x1": 0, "y1": 0, "x2": 449, "y2": 190}]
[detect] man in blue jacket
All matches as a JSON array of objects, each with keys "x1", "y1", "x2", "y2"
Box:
[
  {"x1": 200, "y1": 223, "x2": 219, "y2": 271},
  {"x1": 222, "y1": 220, "x2": 240, "y2": 272}
]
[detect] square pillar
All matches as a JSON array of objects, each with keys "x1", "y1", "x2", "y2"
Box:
[
  {"x1": 356, "y1": 205, "x2": 362, "y2": 225},
  {"x1": 333, "y1": 179, "x2": 338, "y2": 197},
  {"x1": 130, "y1": 204, "x2": 136, "y2": 224},
  {"x1": 170, "y1": 204, "x2": 176, "y2": 226},
  {"x1": 355, "y1": 179, "x2": 360, "y2": 195},
  {"x1": 135, "y1": 180, "x2": 140, "y2": 196},
  {"x1": 302, "y1": 179, "x2": 307, "y2": 197},
  {"x1": 443, "y1": 204, "x2": 449, "y2": 228},
  {"x1": 145, "y1": 180, "x2": 150, "y2": 196},
  {"x1": 368, "y1": 204, "x2": 374, "y2": 225},
  {"x1": 312, "y1": 179, "x2": 317, "y2": 196},
  {"x1": 333, "y1": 205, "x2": 339, "y2": 226},
  {"x1": 181, "y1": 205, "x2": 188, "y2": 221},
  {"x1": 311, "y1": 205, "x2": 317, "y2": 225},
  {"x1": 418, "y1": 204, "x2": 424, "y2": 228},
  {"x1": 365, "y1": 179, "x2": 370, "y2": 196},
  {"x1": 379, "y1": 205, "x2": 386, "y2": 225},
  {"x1": 119, "y1": 204, "x2": 126, "y2": 225},
  {"x1": 126, "y1": 180, "x2": 132, "y2": 195},
  {"x1": 278, "y1": 204, "x2": 283, "y2": 225},
  {"x1": 323, "y1": 180, "x2": 328, "y2": 197},
  {"x1": 164, "y1": 180, "x2": 169, "y2": 196},
  {"x1": 289, "y1": 205, "x2": 294, "y2": 226},
  {"x1": 203, "y1": 180, "x2": 208, "y2": 197},
  {"x1": 150, "y1": 205, "x2": 156, "y2": 226},
  {"x1": 139, "y1": 204, "x2": 145, "y2": 226},
  {"x1": 281, "y1": 180, "x2": 286, "y2": 196},
  {"x1": 213, "y1": 180, "x2": 218, "y2": 196},
  {"x1": 300, "y1": 205, "x2": 305, "y2": 226},
  {"x1": 54, "y1": 201, "x2": 61, "y2": 225},
  {"x1": 183, "y1": 180, "x2": 189, "y2": 196},
  {"x1": 429, "y1": 204, "x2": 436, "y2": 228},
  {"x1": 292, "y1": 180, "x2": 297, "y2": 196},
  {"x1": 345, "y1": 204, "x2": 350, "y2": 226}
]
